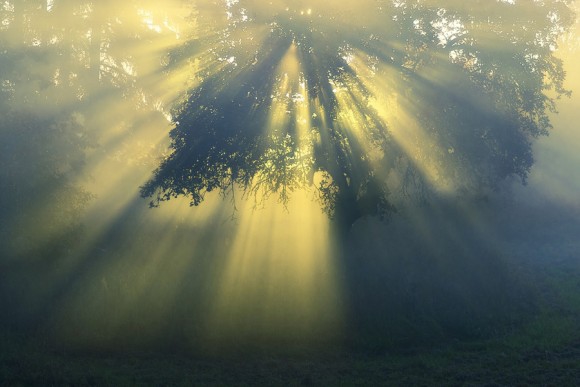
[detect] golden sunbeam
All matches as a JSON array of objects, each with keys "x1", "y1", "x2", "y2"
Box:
[
  {"x1": 1, "y1": 0, "x2": 577, "y2": 360},
  {"x1": 267, "y1": 42, "x2": 314, "y2": 152},
  {"x1": 204, "y1": 189, "x2": 343, "y2": 347}
]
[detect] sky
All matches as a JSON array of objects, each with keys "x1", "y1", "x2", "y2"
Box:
[{"x1": 524, "y1": 24, "x2": 580, "y2": 209}]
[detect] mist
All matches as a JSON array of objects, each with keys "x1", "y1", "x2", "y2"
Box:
[{"x1": 1, "y1": 1, "x2": 580, "y2": 384}]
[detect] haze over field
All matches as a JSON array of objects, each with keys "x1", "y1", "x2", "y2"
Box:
[{"x1": 1, "y1": 0, "x2": 579, "y2": 357}]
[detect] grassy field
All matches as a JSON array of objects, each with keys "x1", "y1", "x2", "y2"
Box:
[
  {"x1": 2, "y1": 204, "x2": 580, "y2": 386},
  {"x1": 1, "y1": 320, "x2": 580, "y2": 385},
  {"x1": 2, "y1": 250, "x2": 580, "y2": 386}
]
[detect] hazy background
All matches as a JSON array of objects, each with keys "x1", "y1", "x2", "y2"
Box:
[{"x1": 0, "y1": 1, "x2": 579, "y2": 354}]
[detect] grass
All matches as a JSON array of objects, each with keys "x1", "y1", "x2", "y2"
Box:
[
  {"x1": 2, "y1": 204, "x2": 580, "y2": 385},
  {"x1": 2, "y1": 260, "x2": 580, "y2": 386},
  {"x1": 2, "y1": 330, "x2": 580, "y2": 385}
]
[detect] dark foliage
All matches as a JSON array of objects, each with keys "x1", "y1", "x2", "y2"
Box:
[{"x1": 142, "y1": 0, "x2": 573, "y2": 229}]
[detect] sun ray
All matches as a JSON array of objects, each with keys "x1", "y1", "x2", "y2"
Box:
[
  {"x1": 203, "y1": 189, "x2": 343, "y2": 347},
  {"x1": 1, "y1": 0, "x2": 575, "y2": 355}
]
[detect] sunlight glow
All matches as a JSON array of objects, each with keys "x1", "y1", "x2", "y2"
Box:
[
  {"x1": 204, "y1": 190, "x2": 343, "y2": 345},
  {"x1": 267, "y1": 43, "x2": 312, "y2": 142},
  {"x1": 2, "y1": 0, "x2": 576, "y2": 354},
  {"x1": 44, "y1": 2, "x2": 347, "y2": 343},
  {"x1": 344, "y1": 50, "x2": 458, "y2": 193}
]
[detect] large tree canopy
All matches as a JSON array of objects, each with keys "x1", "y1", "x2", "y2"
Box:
[{"x1": 141, "y1": 0, "x2": 574, "y2": 229}]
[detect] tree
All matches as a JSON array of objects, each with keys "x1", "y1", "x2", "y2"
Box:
[
  {"x1": 0, "y1": 0, "x2": 189, "y2": 258},
  {"x1": 141, "y1": 0, "x2": 574, "y2": 231}
]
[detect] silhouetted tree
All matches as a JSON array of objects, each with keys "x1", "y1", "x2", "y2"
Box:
[{"x1": 141, "y1": 1, "x2": 574, "y2": 231}]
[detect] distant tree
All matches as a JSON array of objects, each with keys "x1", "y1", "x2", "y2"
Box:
[
  {"x1": 0, "y1": 0, "x2": 188, "y2": 258},
  {"x1": 140, "y1": 1, "x2": 574, "y2": 230},
  {"x1": 0, "y1": 105, "x2": 93, "y2": 260}
]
